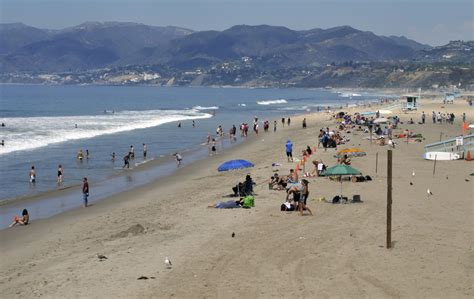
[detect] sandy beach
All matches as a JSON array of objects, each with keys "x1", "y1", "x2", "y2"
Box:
[{"x1": 1, "y1": 95, "x2": 473, "y2": 298}]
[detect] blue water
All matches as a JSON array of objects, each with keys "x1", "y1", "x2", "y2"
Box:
[{"x1": 0, "y1": 85, "x2": 383, "y2": 209}]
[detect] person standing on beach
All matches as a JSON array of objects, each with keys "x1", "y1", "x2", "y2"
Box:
[
  {"x1": 29, "y1": 166, "x2": 36, "y2": 183},
  {"x1": 274, "y1": 120, "x2": 277, "y2": 132},
  {"x1": 57, "y1": 164, "x2": 63, "y2": 184},
  {"x1": 421, "y1": 111, "x2": 426, "y2": 124},
  {"x1": 432, "y1": 111, "x2": 436, "y2": 124},
  {"x1": 211, "y1": 138, "x2": 217, "y2": 156},
  {"x1": 282, "y1": 117, "x2": 285, "y2": 127},
  {"x1": 302, "y1": 118, "x2": 307, "y2": 129},
  {"x1": 285, "y1": 140, "x2": 293, "y2": 162},
  {"x1": 82, "y1": 177, "x2": 89, "y2": 208},
  {"x1": 207, "y1": 132, "x2": 212, "y2": 145},
  {"x1": 143, "y1": 143, "x2": 147, "y2": 160},
  {"x1": 287, "y1": 117, "x2": 291, "y2": 126}
]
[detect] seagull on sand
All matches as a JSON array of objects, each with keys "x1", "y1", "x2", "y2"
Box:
[
  {"x1": 165, "y1": 257, "x2": 172, "y2": 268},
  {"x1": 427, "y1": 189, "x2": 433, "y2": 198}
]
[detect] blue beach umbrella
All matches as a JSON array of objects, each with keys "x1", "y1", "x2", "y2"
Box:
[{"x1": 218, "y1": 159, "x2": 254, "y2": 172}]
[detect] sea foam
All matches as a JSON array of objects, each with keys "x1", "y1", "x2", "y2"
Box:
[
  {"x1": 256, "y1": 99, "x2": 288, "y2": 105},
  {"x1": 0, "y1": 109, "x2": 212, "y2": 155}
]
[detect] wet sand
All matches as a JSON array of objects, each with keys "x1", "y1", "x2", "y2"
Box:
[{"x1": 0, "y1": 95, "x2": 472, "y2": 298}]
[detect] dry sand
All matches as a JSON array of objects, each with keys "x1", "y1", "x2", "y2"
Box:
[{"x1": 0, "y1": 96, "x2": 473, "y2": 298}]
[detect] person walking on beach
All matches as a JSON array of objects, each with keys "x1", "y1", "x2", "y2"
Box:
[
  {"x1": 287, "y1": 117, "x2": 291, "y2": 126},
  {"x1": 29, "y1": 166, "x2": 36, "y2": 183},
  {"x1": 143, "y1": 143, "x2": 147, "y2": 160},
  {"x1": 421, "y1": 111, "x2": 426, "y2": 124},
  {"x1": 175, "y1": 152, "x2": 183, "y2": 167},
  {"x1": 432, "y1": 111, "x2": 436, "y2": 124},
  {"x1": 285, "y1": 140, "x2": 294, "y2": 162},
  {"x1": 282, "y1": 117, "x2": 285, "y2": 127},
  {"x1": 123, "y1": 154, "x2": 130, "y2": 169},
  {"x1": 57, "y1": 164, "x2": 63, "y2": 184},
  {"x1": 82, "y1": 177, "x2": 89, "y2": 208},
  {"x1": 274, "y1": 120, "x2": 277, "y2": 132}
]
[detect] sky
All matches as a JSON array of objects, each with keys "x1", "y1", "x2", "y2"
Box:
[{"x1": 0, "y1": 0, "x2": 472, "y2": 46}]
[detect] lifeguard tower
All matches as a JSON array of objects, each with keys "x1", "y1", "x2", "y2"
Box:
[
  {"x1": 444, "y1": 93, "x2": 455, "y2": 104},
  {"x1": 402, "y1": 95, "x2": 418, "y2": 111}
]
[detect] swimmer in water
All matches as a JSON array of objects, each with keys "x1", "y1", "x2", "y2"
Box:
[
  {"x1": 75, "y1": 124, "x2": 78, "y2": 128},
  {"x1": 86, "y1": 149, "x2": 90, "y2": 159},
  {"x1": 57, "y1": 164, "x2": 63, "y2": 184},
  {"x1": 77, "y1": 149, "x2": 84, "y2": 160},
  {"x1": 1, "y1": 140, "x2": 4, "y2": 146},
  {"x1": 29, "y1": 166, "x2": 36, "y2": 183},
  {"x1": 111, "y1": 152, "x2": 116, "y2": 161}
]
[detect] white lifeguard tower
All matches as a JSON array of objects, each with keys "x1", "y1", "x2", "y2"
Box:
[
  {"x1": 444, "y1": 93, "x2": 455, "y2": 104},
  {"x1": 402, "y1": 95, "x2": 418, "y2": 111}
]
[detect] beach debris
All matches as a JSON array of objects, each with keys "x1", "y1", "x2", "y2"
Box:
[
  {"x1": 165, "y1": 257, "x2": 172, "y2": 269},
  {"x1": 137, "y1": 276, "x2": 156, "y2": 280},
  {"x1": 231, "y1": 232, "x2": 235, "y2": 238},
  {"x1": 96, "y1": 254, "x2": 108, "y2": 261},
  {"x1": 409, "y1": 182, "x2": 413, "y2": 186},
  {"x1": 446, "y1": 176, "x2": 449, "y2": 180},
  {"x1": 465, "y1": 178, "x2": 470, "y2": 182},
  {"x1": 412, "y1": 169, "x2": 415, "y2": 177}
]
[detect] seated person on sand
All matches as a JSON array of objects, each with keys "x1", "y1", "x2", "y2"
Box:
[
  {"x1": 388, "y1": 137, "x2": 396, "y2": 148},
  {"x1": 378, "y1": 136, "x2": 386, "y2": 146},
  {"x1": 208, "y1": 199, "x2": 243, "y2": 209},
  {"x1": 287, "y1": 169, "x2": 299, "y2": 184},
  {"x1": 10, "y1": 209, "x2": 29, "y2": 227},
  {"x1": 338, "y1": 154, "x2": 351, "y2": 165}
]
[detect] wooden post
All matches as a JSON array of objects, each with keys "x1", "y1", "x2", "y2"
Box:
[
  {"x1": 375, "y1": 152, "x2": 379, "y2": 175},
  {"x1": 387, "y1": 149, "x2": 392, "y2": 249},
  {"x1": 433, "y1": 154, "x2": 437, "y2": 176}
]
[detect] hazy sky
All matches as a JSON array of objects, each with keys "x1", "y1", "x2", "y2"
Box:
[{"x1": 0, "y1": 0, "x2": 472, "y2": 46}]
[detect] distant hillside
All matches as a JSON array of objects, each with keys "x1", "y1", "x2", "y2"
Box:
[
  {"x1": 0, "y1": 23, "x2": 51, "y2": 55},
  {"x1": 413, "y1": 40, "x2": 474, "y2": 63},
  {"x1": 0, "y1": 22, "x2": 193, "y2": 72},
  {"x1": 0, "y1": 22, "x2": 432, "y2": 73}
]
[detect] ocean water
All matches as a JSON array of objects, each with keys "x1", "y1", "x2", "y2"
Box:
[{"x1": 0, "y1": 85, "x2": 384, "y2": 220}]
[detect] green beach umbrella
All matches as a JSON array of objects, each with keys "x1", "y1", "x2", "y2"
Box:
[
  {"x1": 323, "y1": 164, "x2": 362, "y2": 176},
  {"x1": 323, "y1": 164, "x2": 362, "y2": 198}
]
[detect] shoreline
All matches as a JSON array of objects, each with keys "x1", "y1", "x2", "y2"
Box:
[{"x1": 0, "y1": 95, "x2": 393, "y2": 227}]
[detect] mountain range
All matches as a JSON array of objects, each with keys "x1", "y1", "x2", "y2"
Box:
[{"x1": 0, "y1": 21, "x2": 459, "y2": 74}]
